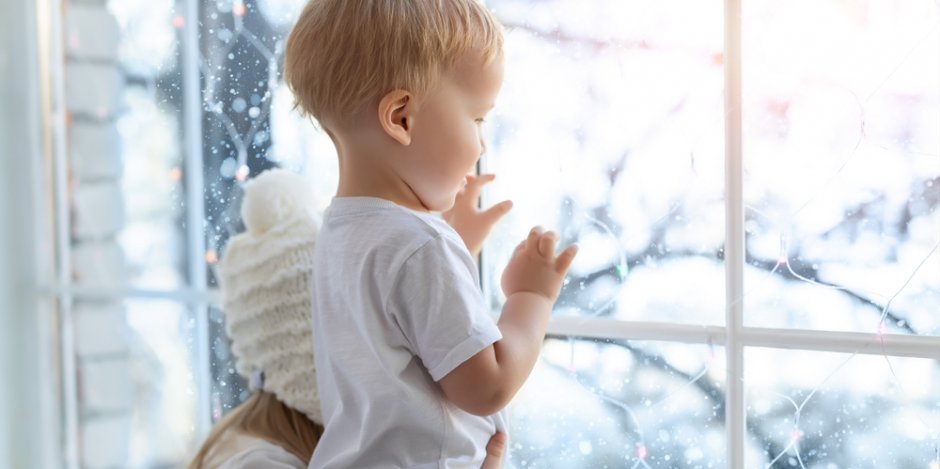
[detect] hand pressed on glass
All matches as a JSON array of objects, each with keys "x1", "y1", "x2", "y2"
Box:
[
  {"x1": 501, "y1": 226, "x2": 578, "y2": 302},
  {"x1": 442, "y1": 173, "x2": 514, "y2": 259}
]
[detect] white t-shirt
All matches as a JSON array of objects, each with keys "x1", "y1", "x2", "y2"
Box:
[
  {"x1": 308, "y1": 197, "x2": 508, "y2": 469},
  {"x1": 203, "y1": 430, "x2": 306, "y2": 469}
]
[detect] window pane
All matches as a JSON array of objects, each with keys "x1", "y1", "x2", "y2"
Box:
[
  {"x1": 745, "y1": 347, "x2": 940, "y2": 468},
  {"x1": 196, "y1": 0, "x2": 284, "y2": 289},
  {"x1": 194, "y1": 0, "x2": 337, "y2": 286},
  {"x1": 208, "y1": 305, "x2": 250, "y2": 421},
  {"x1": 109, "y1": 0, "x2": 188, "y2": 292},
  {"x1": 742, "y1": 0, "x2": 940, "y2": 335},
  {"x1": 110, "y1": 0, "x2": 339, "y2": 293},
  {"x1": 510, "y1": 338, "x2": 729, "y2": 467},
  {"x1": 482, "y1": 0, "x2": 726, "y2": 325},
  {"x1": 74, "y1": 299, "x2": 199, "y2": 468}
]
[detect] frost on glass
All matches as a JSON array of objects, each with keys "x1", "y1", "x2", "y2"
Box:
[
  {"x1": 745, "y1": 347, "x2": 940, "y2": 468},
  {"x1": 509, "y1": 338, "x2": 728, "y2": 468},
  {"x1": 481, "y1": 0, "x2": 726, "y2": 326},
  {"x1": 742, "y1": 0, "x2": 940, "y2": 336},
  {"x1": 125, "y1": 300, "x2": 199, "y2": 467}
]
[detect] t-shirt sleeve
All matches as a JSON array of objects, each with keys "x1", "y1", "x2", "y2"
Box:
[{"x1": 387, "y1": 234, "x2": 502, "y2": 382}]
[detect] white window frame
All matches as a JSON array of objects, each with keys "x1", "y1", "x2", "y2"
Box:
[{"x1": 34, "y1": 0, "x2": 940, "y2": 468}]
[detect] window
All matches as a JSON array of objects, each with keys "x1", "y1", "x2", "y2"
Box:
[
  {"x1": 481, "y1": 1, "x2": 939, "y2": 467},
  {"x1": 46, "y1": 0, "x2": 938, "y2": 467}
]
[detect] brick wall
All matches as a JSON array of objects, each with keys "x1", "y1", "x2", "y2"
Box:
[{"x1": 65, "y1": 4, "x2": 132, "y2": 468}]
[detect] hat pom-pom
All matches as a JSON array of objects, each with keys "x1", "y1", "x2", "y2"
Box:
[{"x1": 240, "y1": 169, "x2": 315, "y2": 236}]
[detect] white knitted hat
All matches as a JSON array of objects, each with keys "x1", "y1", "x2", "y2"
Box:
[{"x1": 216, "y1": 168, "x2": 323, "y2": 424}]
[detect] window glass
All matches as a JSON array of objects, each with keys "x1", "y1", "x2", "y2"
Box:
[
  {"x1": 125, "y1": 300, "x2": 200, "y2": 467},
  {"x1": 742, "y1": 0, "x2": 940, "y2": 335},
  {"x1": 207, "y1": 306, "x2": 250, "y2": 421},
  {"x1": 482, "y1": 0, "x2": 726, "y2": 325},
  {"x1": 116, "y1": 87, "x2": 187, "y2": 291},
  {"x1": 194, "y1": 0, "x2": 339, "y2": 285},
  {"x1": 745, "y1": 347, "x2": 940, "y2": 468},
  {"x1": 110, "y1": 0, "x2": 188, "y2": 292},
  {"x1": 510, "y1": 338, "x2": 730, "y2": 468},
  {"x1": 73, "y1": 299, "x2": 201, "y2": 468}
]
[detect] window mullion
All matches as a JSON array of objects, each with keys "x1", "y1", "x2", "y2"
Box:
[
  {"x1": 39, "y1": 285, "x2": 221, "y2": 305},
  {"x1": 724, "y1": 0, "x2": 745, "y2": 466},
  {"x1": 547, "y1": 317, "x2": 727, "y2": 346},
  {"x1": 180, "y1": 0, "x2": 212, "y2": 439},
  {"x1": 42, "y1": 0, "x2": 80, "y2": 464},
  {"x1": 547, "y1": 317, "x2": 940, "y2": 359}
]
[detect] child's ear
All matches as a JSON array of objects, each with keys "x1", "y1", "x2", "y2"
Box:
[{"x1": 378, "y1": 90, "x2": 413, "y2": 146}]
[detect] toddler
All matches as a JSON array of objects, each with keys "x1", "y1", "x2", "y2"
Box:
[{"x1": 284, "y1": 1, "x2": 578, "y2": 467}]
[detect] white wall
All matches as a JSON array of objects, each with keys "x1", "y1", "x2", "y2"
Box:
[{"x1": 0, "y1": 0, "x2": 55, "y2": 467}]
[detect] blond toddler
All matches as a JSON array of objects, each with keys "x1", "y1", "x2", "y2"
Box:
[{"x1": 284, "y1": 1, "x2": 578, "y2": 467}]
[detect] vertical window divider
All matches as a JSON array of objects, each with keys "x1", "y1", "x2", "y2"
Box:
[
  {"x1": 180, "y1": 0, "x2": 212, "y2": 439},
  {"x1": 40, "y1": 0, "x2": 80, "y2": 465},
  {"x1": 724, "y1": 0, "x2": 746, "y2": 466}
]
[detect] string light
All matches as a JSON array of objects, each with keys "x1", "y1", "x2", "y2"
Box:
[
  {"x1": 235, "y1": 165, "x2": 250, "y2": 182},
  {"x1": 790, "y1": 429, "x2": 803, "y2": 443}
]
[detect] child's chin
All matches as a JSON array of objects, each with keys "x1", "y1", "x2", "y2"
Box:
[
  {"x1": 435, "y1": 199, "x2": 457, "y2": 213},
  {"x1": 417, "y1": 194, "x2": 453, "y2": 213},
  {"x1": 420, "y1": 186, "x2": 460, "y2": 212},
  {"x1": 432, "y1": 191, "x2": 459, "y2": 212}
]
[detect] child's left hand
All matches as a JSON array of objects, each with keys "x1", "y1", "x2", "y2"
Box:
[{"x1": 443, "y1": 174, "x2": 513, "y2": 259}]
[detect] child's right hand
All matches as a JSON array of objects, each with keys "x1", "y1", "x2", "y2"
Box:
[{"x1": 500, "y1": 226, "x2": 578, "y2": 301}]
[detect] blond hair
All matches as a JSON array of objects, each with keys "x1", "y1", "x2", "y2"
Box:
[
  {"x1": 188, "y1": 391, "x2": 324, "y2": 468},
  {"x1": 284, "y1": 0, "x2": 504, "y2": 129}
]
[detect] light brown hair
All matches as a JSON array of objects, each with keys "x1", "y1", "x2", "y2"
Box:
[
  {"x1": 187, "y1": 391, "x2": 324, "y2": 468},
  {"x1": 284, "y1": 0, "x2": 504, "y2": 129}
]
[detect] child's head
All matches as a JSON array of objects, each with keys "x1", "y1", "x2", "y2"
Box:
[
  {"x1": 216, "y1": 169, "x2": 322, "y2": 425},
  {"x1": 284, "y1": 0, "x2": 506, "y2": 212},
  {"x1": 189, "y1": 169, "x2": 323, "y2": 469},
  {"x1": 285, "y1": 0, "x2": 504, "y2": 129}
]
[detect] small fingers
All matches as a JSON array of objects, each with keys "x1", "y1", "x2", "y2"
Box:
[
  {"x1": 481, "y1": 432, "x2": 507, "y2": 469},
  {"x1": 464, "y1": 173, "x2": 497, "y2": 200},
  {"x1": 481, "y1": 200, "x2": 513, "y2": 224},
  {"x1": 526, "y1": 226, "x2": 544, "y2": 249},
  {"x1": 537, "y1": 231, "x2": 558, "y2": 258},
  {"x1": 473, "y1": 173, "x2": 497, "y2": 185},
  {"x1": 555, "y1": 244, "x2": 579, "y2": 273}
]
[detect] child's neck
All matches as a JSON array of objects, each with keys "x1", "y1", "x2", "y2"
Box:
[{"x1": 332, "y1": 134, "x2": 430, "y2": 213}]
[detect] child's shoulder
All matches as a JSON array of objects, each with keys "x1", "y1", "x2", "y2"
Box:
[{"x1": 323, "y1": 197, "x2": 460, "y2": 251}]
